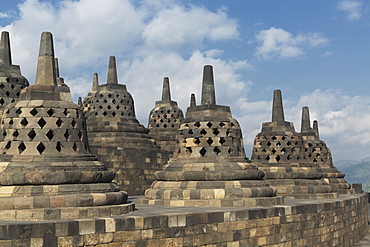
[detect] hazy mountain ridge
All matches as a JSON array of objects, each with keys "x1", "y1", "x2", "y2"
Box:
[{"x1": 336, "y1": 159, "x2": 370, "y2": 192}]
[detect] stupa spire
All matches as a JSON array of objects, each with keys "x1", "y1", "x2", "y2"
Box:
[
  {"x1": 0, "y1": 31, "x2": 11, "y2": 65},
  {"x1": 107, "y1": 56, "x2": 118, "y2": 84},
  {"x1": 301, "y1": 106, "x2": 311, "y2": 133},
  {"x1": 35, "y1": 32, "x2": 56, "y2": 86},
  {"x1": 54, "y1": 58, "x2": 60, "y2": 78},
  {"x1": 201, "y1": 65, "x2": 216, "y2": 105},
  {"x1": 92, "y1": 73, "x2": 99, "y2": 91},
  {"x1": 271, "y1": 90, "x2": 285, "y2": 122},
  {"x1": 313, "y1": 120, "x2": 319, "y2": 140},
  {"x1": 161, "y1": 77, "x2": 171, "y2": 102},
  {"x1": 190, "y1": 93, "x2": 196, "y2": 107}
]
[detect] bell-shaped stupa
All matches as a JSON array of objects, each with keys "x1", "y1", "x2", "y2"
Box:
[
  {"x1": 300, "y1": 107, "x2": 353, "y2": 194},
  {"x1": 251, "y1": 90, "x2": 336, "y2": 199},
  {"x1": 83, "y1": 56, "x2": 168, "y2": 195},
  {"x1": 148, "y1": 77, "x2": 184, "y2": 154},
  {"x1": 0, "y1": 32, "x2": 133, "y2": 221},
  {"x1": 140, "y1": 65, "x2": 282, "y2": 207},
  {"x1": 0, "y1": 31, "x2": 29, "y2": 117}
]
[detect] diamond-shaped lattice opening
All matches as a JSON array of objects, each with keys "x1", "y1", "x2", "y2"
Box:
[
  {"x1": 107, "y1": 105, "x2": 111, "y2": 110},
  {"x1": 214, "y1": 147, "x2": 221, "y2": 155},
  {"x1": 71, "y1": 119, "x2": 76, "y2": 128},
  {"x1": 36, "y1": 142, "x2": 46, "y2": 154},
  {"x1": 313, "y1": 159, "x2": 317, "y2": 163},
  {"x1": 11, "y1": 98, "x2": 15, "y2": 103},
  {"x1": 78, "y1": 131, "x2": 83, "y2": 140},
  {"x1": 186, "y1": 147, "x2": 192, "y2": 154},
  {"x1": 63, "y1": 109, "x2": 68, "y2": 116},
  {"x1": 0, "y1": 84, "x2": 4, "y2": 89},
  {"x1": 4, "y1": 141, "x2": 11, "y2": 150},
  {"x1": 9, "y1": 119, "x2": 13, "y2": 125},
  {"x1": 286, "y1": 141, "x2": 292, "y2": 146},
  {"x1": 99, "y1": 105, "x2": 103, "y2": 109},
  {"x1": 200, "y1": 129, "x2": 207, "y2": 136},
  {"x1": 228, "y1": 148, "x2": 232, "y2": 154},
  {"x1": 287, "y1": 155, "x2": 291, "y2": 160},
  {"x1": 206, "y1": 138, "x2": 213, "y2": 145},
  {"x1": 16, "y1": 108, "x2": 22, "y2": 115},
  {"x1": 276, "y1": 142, "x2": 281, "y2": 147},
  {"x1": 103, "y1": 99, "x2": 108, "y2": 103},
  {"x1": 163, "y1": 124, "x2": 167, "y2": 128},
  {"x1": 18, "y1": 142, "x2": 26, "y2": 153},
  {"x1": 265, "y1": 155, "x2": 270, "y2": 161},
  {"x1": 282, "y1": 136, "x2": 286, "y2": 141},
  {"x1": 266, "y1": 142, "x2": 271, "y2": 146},
  {"x1": 56, "y1": 142, "x2": 62, "y2": 152},
  {"x1": 206, "y1": 122, "x2": 213, "y2": 128},
  {"x1": 213, "y1": 129, "x2": 220, "y2": 136},
  {"x1": 116, "y1": 105, "x2": 120, "y2": 110},
  {"x1": 5, "y1": 91, "x2": 10, "y2": 97},
  {"x1": 46, "y1": 130, "x2": 54, "y2": 140},
  {"x1": 102, "y1": 111, "x2": 107, "y2": 116},
  {"x1": 281, "y1": 148, "x2": 286, "y2": 154},
  {"x1": 193, "y1": 138, "x2": 200, "y2": 145},
  {"x1": 272, "y1": 136, "x2": 277, "y2": 141},
  {"x1": 10, "y1": 84, "x2": 15, "y2": 89},
  {"x1": 275, "y1": 155, "x2": 281, "y2": 162},
  {"x1": 256, "y1": 156, "x2": 261, "y2": 160},
  {"x1": 30, "y1": 108, "x2": 38, "y2": 116},
  {"x1": 37, "y1": 118, "x2": 47, "y2": 128},
  {"x1": 21, "y1": 118, "x2": 29, "y2": 127},
  {"x1": 112, "y1": 99, "x2": 116, "y2": 104},
  {"x1": 199, "y1": 147, "x2": 207, "y2": 157},
  {"x1": 28, "y1": 129, "x2": 36, "y2": 140},
  {"x1": 64, "y1": 130, "x2": 70, "y2": 140},
  {"x1": 0, "y1": 98, "x2": 4, "y2": 105},
  {"x1": 108, "y1": 94, "x2": 112, "y2": 98},
  {"x1": 262, "y1": 148, "x2": 266, "y2": 153},
  {"x1": 112, "y1": 112, "x2": 116, "y2": 117},
  {"x1": 188, "y1": 129, "x2": 193, "y2": 135},
  {"x1": 72, "y1": 143, "x2": 78, "y2": 152},
  {"x1": 308, "y1": 143, "x2": 313, "y2": 147},
  {"x1": 13, "y1": 130, "x2": 19, "y2": 137},
  {"x1": 272, "y1": 148, "x2": 276, "y2": 154},
  {"x1": 231, "y1": 122, "x2": 235, "y2": 127},
  {"x1": 219, "y1": 137, "x2": 226, "y2": 145},
  {"x1": 47, "y1": 109, "x2": 55, "y2": 117},
  {"x1": 219, "y1": 122, "x2": 225, "y2": 127},
  {"x1": 194, "y1": 122, "x2": 201, "y2": 128},
  {"x1": 56, "y1": 118, "x2": 63, "y2": 127}
]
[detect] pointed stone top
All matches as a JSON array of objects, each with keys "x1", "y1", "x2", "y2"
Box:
[
  {"x1": 161, "y1": 77, "x2": 171, "y2": 102},
  {"x1": 0, "y1": 31, "x2": 11, "y2": 65},
  {"x1": 35, "y1": 32, "x2": 56, "y2": 86},
  {"x1": 201, "y1": 65, "x2": 216, "y2": 105},
  {"x1": 271, "y1": 90, "x2": 285, "y2": 122},
  {"x1": 78, "y1": 97, "x2": 83, "y2": 107},
  {"x1": 313, "y1": 120, "x2": 319, "y2": 140},
  {"x1": 107, "y1": 56, "x2": 118, "y2": 84},
  {"x1": 190, "y1": 93, "x2": 196, "y2": 107},
  {"x1": 301, "y1": 106, "x2": 311, "y2": 133},
  {"x1": 92, "y1": 73, "x2": 99, "y2": 91},
  {"x1": 39, "y1": 32, "x2": 54, "y2": 57}
]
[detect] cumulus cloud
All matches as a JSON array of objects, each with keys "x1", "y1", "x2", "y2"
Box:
[
  {"x1": 0, "y1": 13, "x2": 10, "y2": 19},
  {"x1": 255, "y1": 27, "x2": 329, "y2": 60},
  {"x1": 338, "y1": 1, "x2": 362, "y2": 21}
]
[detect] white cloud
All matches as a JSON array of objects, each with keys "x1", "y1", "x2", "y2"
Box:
[
  {"x1": 0, "y1": 13, "x2": 10, "y2": 19},
  {"x1": 338, "y1": 1, "x2": 362, "y2": 21},
  {"x1": 255, "y1": 27, "x2": 329, "y2": 60}
]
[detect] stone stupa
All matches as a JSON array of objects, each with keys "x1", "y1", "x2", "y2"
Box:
[
  {"x1": 0, "y1": 31, "x2": 29, "y2": 117},
  {"x1": 0, "y1": 32, "x2": 133, "y2": 221},
  {"x1": 251, "y1": 90, "x2": 336, "y2": 199},
  {"x1": 148, "y1": 77, "x2": 184, "y2": 154},
  {"x1": 140, "y1": 65, "x2": 283, "y2": 207},
  {"x1": 83, "y1": 56, "x2": 168, "y2": 195},
  {"x1": 300, "y1": 106, "x2": 354, "y2": 194}
]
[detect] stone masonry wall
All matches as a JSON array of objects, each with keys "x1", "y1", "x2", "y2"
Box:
[{"x1": 0, "y1": 194, "x2": 367, "y2": 246}]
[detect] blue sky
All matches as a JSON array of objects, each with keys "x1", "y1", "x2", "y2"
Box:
[{"x1": 1, "y1": 0, "x2": 370, "y2": 161}]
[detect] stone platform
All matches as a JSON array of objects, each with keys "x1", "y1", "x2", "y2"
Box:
[{"x1": 0, "y1": 194, "x2": 367, "y2": 246}]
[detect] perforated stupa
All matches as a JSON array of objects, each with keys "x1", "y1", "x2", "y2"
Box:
[
  {"x1": 0, "y1": 31, "x2": 29, "y2": 118},
  {"x1": 148, "y1": 77, "x2": 184, "y2": 154},
  {"x1": 300, "y1": 106, "x2": 353, "y2": 194},
  {"x1": 0, "y1": 32, "x2": 133, "y2": 221},
  {"x1": 251, "y1": 90, "x2": 336, "y2": 199},
  {"x1": 140, "y1": 65, "x2": 283, "y2": 207},
  {"x1": 83, "y1": 56, "x2": 168, "y2": 195}
]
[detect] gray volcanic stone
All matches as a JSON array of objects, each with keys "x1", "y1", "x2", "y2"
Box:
[
  {"x1": 140, "y1": 65, "x2": 283, "y2": 207},
  {"x1": 83, "y1": 56, "x2": 169, "y2": 196},
  {"x1": 148, "y1": 77, "x2": 184, "y2": 154},
  {"x1": 299, "y1": 106, "x2": 354, "y2": 194},
  {"x1": 251, "y1": 90, "x2": 336, "y2": 199},
  {"x1": 0, "y1": 32, "x2": 133, "y2": 220}
]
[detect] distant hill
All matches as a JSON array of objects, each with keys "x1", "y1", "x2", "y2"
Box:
[{"x1": 338, "y1": 160, "x2": 370, "y2": 192}]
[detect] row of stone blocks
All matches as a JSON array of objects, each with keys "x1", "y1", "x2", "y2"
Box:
[{"x1": 0, "y1": 194, "x2": 366, "y2": 246}]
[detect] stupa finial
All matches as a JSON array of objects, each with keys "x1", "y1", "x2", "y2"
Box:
[
  {"x1": 313, "y1": 120, "x2": 319, "y2": 140},
  {"x1": 92, "y1": 73, "x2": 99, "y2": 91},
  {"x1": 0, "y1": 31, "x2": 11, "y2": 65},
  {"x1": 201, "y1": 65, "x2": 216, "y2": 105},
  {"x1": 107, "y1": 56, "x2": 118, "y2": 84},
  {"x1": 301, "y1": 106, "x2": 311, "y2": 133},
  {"x1": 271, "y1": 90, "x2": 285, "y2": 122},
  {"x1": 78, "y1": 97, "x2": 83, "y2": 107},
  {"x1": 161, "y1": 77, "x2": 171, "y2": 102},
  {"x1": 35, "y1": 32, "x2": 56, "y2": 86},
  {"x1": 190, "y1": 93, "x2": 196, "y2": 107}
]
